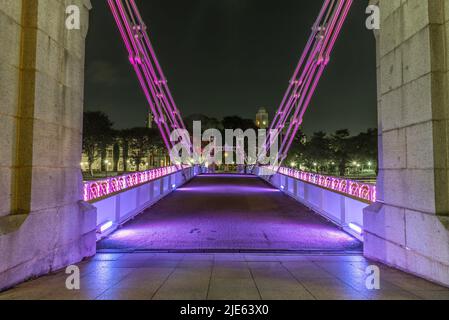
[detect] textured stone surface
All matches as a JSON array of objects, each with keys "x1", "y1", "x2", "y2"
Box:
[
  {"x1": 1, "y1": 253, "x2": 448, "y2": 300},
  {"x1": 365, "y1": 0, "x2": 449, "y2": 287},
  {"x1": 0, "y1": 0, "x2": 95, "y2": 291}
]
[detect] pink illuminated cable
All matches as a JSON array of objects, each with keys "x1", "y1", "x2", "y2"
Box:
[
  {"x1": 263, "y1": 1, "x2": 334, "y2": 155},
  {"x1": 269, "y1": 0, "x2": 332, "y2": 134},
  {"x1": 108, "y1": 0, "x2": 192, "y2": 161},
  {"x1": 109, "y1": 0, "x2": 172, "y2": 151},
  {"x1": 262, "y1": 0, "x2": 353, "y2": 169},
  {"x1": 109, "y1": 0, "x2": 352, "y2": 168},
  {"x1": 128, "y1": 0, "x2": 189, "y2": 140},
  {"x1": 277, "y1": 0, "x2": 349, "y2": 161},
  {"x1": 129, "y1": 0, "x2": 191, "y2": 153}
]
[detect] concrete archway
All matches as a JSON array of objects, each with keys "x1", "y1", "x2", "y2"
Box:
[
  {"x1": 0, "y1": 0, "x2": 448, "y2": 290},
  {"x1": 364, "y1": 0, "x2": 449, "y2": 286},
  {"x1": 0, "y1": 0, "x2": 95, "y2": 290}
]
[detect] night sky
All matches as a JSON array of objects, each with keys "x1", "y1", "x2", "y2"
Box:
[{"x1": 85, "y1": 0, "x2": 377, "y2": 135}]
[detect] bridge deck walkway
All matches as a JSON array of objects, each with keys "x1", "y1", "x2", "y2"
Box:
[{"x1": 98, "y1": 174, "x2": 361, "y2": 252}]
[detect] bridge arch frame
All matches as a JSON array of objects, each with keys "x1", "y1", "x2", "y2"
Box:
[{"x1": 0, "y1": 0, "x2": 448, "y2": 290}]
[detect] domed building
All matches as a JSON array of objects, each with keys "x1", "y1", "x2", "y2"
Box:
[{"x1": 255, "y1": 107, "x2": 269, "y2": 129}]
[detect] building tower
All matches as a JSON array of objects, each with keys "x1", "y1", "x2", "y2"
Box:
[
  {"x1": 146, "y1": 112, "x2": 154, "y2": 129},
  {"x1": 255, "y1": 107, "x2": 269, "y2": 129}
]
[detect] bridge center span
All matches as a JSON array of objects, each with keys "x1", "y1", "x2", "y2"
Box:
[{"x1": 98, "y1": 174, "x2": 361, "y2": 253}]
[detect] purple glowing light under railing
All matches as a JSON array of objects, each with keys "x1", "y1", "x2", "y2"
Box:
[
  {"x1": 348, "y1": 223, "x2": 363, "y2": 235},
  {"x1": 275, "y1": 167, "x2": 376, "y2": 203},
  {"x1": 83, "y1": 165, "x2": 187, "y2": 202},
  {"x1": 99, "y1": 221, "x2": 114, "y2": 233}
]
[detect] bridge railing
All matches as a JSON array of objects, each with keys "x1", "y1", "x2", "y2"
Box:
[
  {"x1": 83, "y1": 165, "x2": 188, "y2": 202},
  {"x1": 86, "y1": 165, "x2": 199, "y2": 240},
  {"x1": 256, "y1": 167, "x2": 376, "y2": 240},
  {"x1": 277, "y1": 167, "x2": 376, "y2": 203}
]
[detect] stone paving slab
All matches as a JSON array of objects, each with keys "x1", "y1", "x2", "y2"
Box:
[{"x1": 1, "y1": 253, "x2": 448, "y2": 300}]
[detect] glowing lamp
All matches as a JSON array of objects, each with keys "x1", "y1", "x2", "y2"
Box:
[
  {"x1": 99, "y1": 221, "x2": 113, "y2": 233},
  {"x1": 348, "y1": 223, "x2": 363, "y2": 235}
]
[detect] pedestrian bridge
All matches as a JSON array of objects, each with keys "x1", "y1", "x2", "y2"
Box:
[
  {"x1": 87, "y1": 167, "x2": 369, "y2": 253},
  {"x1": 1, "y1": 0, "x2": 449, "y2": 292}
]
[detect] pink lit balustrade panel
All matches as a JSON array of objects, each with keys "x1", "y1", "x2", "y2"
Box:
[
  {"x1": 277, "y1": 167, "x2": 376, "y2": 203},
  {"x1": 83, "y1": 166, "x2": 184, "y2": 202}
]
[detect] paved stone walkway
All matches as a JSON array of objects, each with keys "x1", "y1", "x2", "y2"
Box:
[
  {"x1": 98, "y1": 175, "x2": 361, "y2": 252},
  {"x1": 1, "y1": 253, "x2": 449, "y2": 300},
  {"x1": 3, "y1": 174, "x2": 447, "y2": 300}
]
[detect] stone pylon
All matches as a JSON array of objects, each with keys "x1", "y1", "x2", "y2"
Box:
[
  {"x1": 364, "y1": 0, "x2": 449, "y2": 287},
  {"x1": 0, "y1": 0, "x2": 96, "y2": 290}
]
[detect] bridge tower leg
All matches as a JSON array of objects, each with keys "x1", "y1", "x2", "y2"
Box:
[
  {"x1": 365, "y1": 0, "x2": 449, "y2": 286},
  {"x1": 0, "y1": 0, "x2": 96, "y2": 290}
]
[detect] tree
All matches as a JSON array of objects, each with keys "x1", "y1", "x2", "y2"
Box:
[
  {"x1": 330, "y1": 129, "x2": 351, "y2": 176},
  {"x1": 117, "y1": 129, "x2": 132, "y2": 172},
  {"x1": 184, "y1": 114, "x2": 223, "y2": 133},
  {"x1": 350, "y1": 128, "x2": 378, "y2": 174},
  {"x1": 128, "y1": 127, "x2": 163, "y2": 171},
  {"x1": 82, "y1": 111, "x2": 114, "y2": 176},
  {"x1": 302, "y1": 131, "x2": 331, "y2": 173},
  {"x1": 284, "y1": 129, "x2": 307, "y2": 168},
  {"x1": 148, "y1": 129, "x2": 164, "y2": 167},
  {"x1": 222, "y1": 116, "x2": 257, "y2": 131},
  {"x1": 112, "y1": 139, "x2": 120, "y2": 172}
]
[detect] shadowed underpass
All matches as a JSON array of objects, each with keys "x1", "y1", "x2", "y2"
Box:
[{"x1": 98, "y1": 175, "x2": 362, "y2": 253}]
